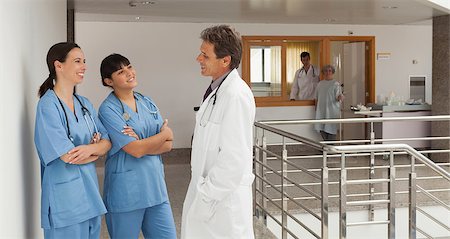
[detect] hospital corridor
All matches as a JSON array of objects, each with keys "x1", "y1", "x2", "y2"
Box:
[{"x1": 2, "y1": 0, "x2": 449, "y2": 238}]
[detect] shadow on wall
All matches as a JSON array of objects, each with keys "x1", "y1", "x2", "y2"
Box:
[{"x1": 21, "y1": 65, "x2": 37, "y2": 238}]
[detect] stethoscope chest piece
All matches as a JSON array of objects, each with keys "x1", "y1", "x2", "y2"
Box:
[{"x1": 123, "y1": 112, "x2": 130, "y2": 121}]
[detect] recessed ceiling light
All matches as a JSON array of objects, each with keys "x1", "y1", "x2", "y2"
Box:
[
  {"x1": 129, "y1": 1, "x2": 157, "y2": 7},
  {"x1": 382, "y1": 6, "x2": 398, "y2": 9}
]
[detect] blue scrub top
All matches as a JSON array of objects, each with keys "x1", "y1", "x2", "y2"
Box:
[
  {"x1": 99, "y1": 92, "x2": 168, "y2": 213},
  {"x1": 34, "y1": 90, "x2": 109, "y2": 229}
]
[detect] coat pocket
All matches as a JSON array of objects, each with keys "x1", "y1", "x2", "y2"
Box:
[
  {"x1": 189, "y1": 193, "x2": 217, "y2": 223},
  {"x1": 53, "y1": 176, "x2": 88, "y2": 214},
  {"x1": 108, "y1": 170, "x2": 141, "y2": 210}
]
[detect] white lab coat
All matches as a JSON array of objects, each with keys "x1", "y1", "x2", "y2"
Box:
[
  {"x1": 290, "y1": 65, "x2": 320, "y2": 100},
  {"x1": 181, "y1": 69, "x2": 256, "y2": 239}
]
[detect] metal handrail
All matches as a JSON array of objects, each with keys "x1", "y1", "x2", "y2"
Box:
[
  {"x1": 416, "y1": 185, "x2": 450, "y2": 211},
  {"x1": 254, "y1": 116, "x2": 450, "y2": 239},
  {"x1": 255, "y1": 122, "x2": 327, "y2": 151},
  {"x1": 330, "y1": 144, "x2": 450, "y2": 181},
  {"x1": 259, "y1": 115, "x2": 450, "y2": 125},
  {"x1": 257, "y1": 121, "x2": 450, "y2": 181}
]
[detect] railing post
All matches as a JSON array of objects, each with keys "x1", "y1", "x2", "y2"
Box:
[
  {"x1": 322, "y1": 151, "x2": 329, "y2": 239},
  {"x1": 388, "y1": 151, "x2": 396, "y2": 239},
  {"x1": 409, "y1": 156, "x2": 417, "y2": 239},
  {"x1": 254, "y1": 137, "x2": 260, "y2": 219},
  {"x1": 281, "y1": 138, "x2": 288, "y2": 239},
  {"x1": 369, "y1": 122, "x2": 375, "y2": 221},
  {"x1": 339, "y1": 153, "x2": 347, "y2": 239},
  {"x1": 261, "y1": 134, "x2": 267, "y2": 226}
]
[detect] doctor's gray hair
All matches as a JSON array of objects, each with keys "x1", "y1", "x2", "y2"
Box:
[
  {"x1": 200, "y1": 25, "x2": 242, "y2": 70},
  {"x1": 321, "y1": 64, "x2": 336, "y2": 74}
]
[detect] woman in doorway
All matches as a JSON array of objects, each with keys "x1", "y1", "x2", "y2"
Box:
[
  {"x1": 98, "y1": 53, "x2": 176, "y2": 239},
  {"x1": 315, "y1": 64, "x2": 344, "y2": 141},
  {"x1": 34, "y1": 42, "x2": 111, "y2": 238}
]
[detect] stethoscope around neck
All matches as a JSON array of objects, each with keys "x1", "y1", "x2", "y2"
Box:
[
  {"x1": 300, "y1": 65, "x2": 316, "y2": 77},
  {"x1": 113, "y1": 91, "x2": 160, "y2": 125},
  {"x1": 56, "y1": 93, "x2": 99, "y2": 142},
  {"x1": 199, "y1": 70, "x2": 232, "y2": 127}
]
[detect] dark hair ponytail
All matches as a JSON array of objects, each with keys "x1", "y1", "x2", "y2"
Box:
[
  {"x1": 38, "y1": 42, "x2": 80, "y2": 98},
  {"x1": 38, "y1": 74, "x2": 55, "y2": 98}
]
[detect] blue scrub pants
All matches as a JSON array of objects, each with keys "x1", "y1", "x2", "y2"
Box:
[
  {"x1": 106, "y1": 201, "x2": 176, "y2": 239},
  {"x1": 44, "y1": 216, "x2": 101, "y2": 239}
]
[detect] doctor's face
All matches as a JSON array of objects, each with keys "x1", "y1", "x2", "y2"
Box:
[
  {"x1": 197, "y1": 41, "x2": 229, "y2": 81},
  {"x1": 301, "y1": 56, "x2": 311, "y2": 68},
  {"x1": 108, "y1": 64, "x2": 137, "y2": 91}
]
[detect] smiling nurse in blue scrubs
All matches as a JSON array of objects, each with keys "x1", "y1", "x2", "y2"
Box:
[
  {"x1": 98, "y1": 54, "x2": 176, "y2": 239},
  {"x1": 34, "y1": 42, "x2": 112, "y2": 238}
]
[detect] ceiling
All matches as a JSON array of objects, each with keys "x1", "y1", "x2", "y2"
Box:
[{"x1": 72, "y1": 0, "x2": 450, "y2": 25}]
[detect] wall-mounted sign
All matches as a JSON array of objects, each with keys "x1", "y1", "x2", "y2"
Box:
[{"x1": 377, "y1": 52, "x2": 391, "y2": 60}]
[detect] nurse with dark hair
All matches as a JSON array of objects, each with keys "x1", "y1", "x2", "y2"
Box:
[
  {"x1": 34, "y1": 42, "x2": 111, "y2": 238},
  {"x1": 98, "y1": 53, "x2": 176, "y2": 239}
]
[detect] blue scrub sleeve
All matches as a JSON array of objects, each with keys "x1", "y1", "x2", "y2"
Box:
[
  {"x1": 99, "y1": 104, "x2": 136, "y2": 157},
  {"x1": 35, "y1": 103, "x2": 74, "y2": 166}
]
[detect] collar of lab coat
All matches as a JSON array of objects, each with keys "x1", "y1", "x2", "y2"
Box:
[{"x1": 202, "y1": 68, "x2": 239, "y2": 105}]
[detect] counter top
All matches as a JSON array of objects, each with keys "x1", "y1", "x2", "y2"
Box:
[
  {"x1": 370, "y1": 104, "x2": 431, "y2": 112},
  {"x1": 354, "y1": 110, "x2": 382, "y2": 116}
]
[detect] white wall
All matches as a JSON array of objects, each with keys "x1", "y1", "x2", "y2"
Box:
[
  {"x1": 0, "y1": 0, "x2": 66, "y2": 238},
  {"x1": 75, "y1": 21, "x2": 432, "y2": 148}
]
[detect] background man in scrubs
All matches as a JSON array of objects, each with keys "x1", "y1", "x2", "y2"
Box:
[{"x1": 181, "y1": 25, "x2": 256, "y2": 239}]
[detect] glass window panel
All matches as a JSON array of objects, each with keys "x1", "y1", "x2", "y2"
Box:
[{"x1": 250, "y1": 46, "x2": 282, "y2": 97}]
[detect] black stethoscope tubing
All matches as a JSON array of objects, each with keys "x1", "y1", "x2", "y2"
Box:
[
  {"x1": 207, "y1": 70, "x2": 232, "y2": 106},
  {"x1": 56, "y1": 93, "x2": 98, "y2": 142},
  {"x1": 199, "y1": 70, "x2": 232, "y2": 127},
  {"x1": 299, "y1": 65, "x2": 316, "y2": 77}
]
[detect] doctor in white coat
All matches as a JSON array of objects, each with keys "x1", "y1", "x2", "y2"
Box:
[{"x1": 181, "y1": 25, "x2": 256, "y2": 239}]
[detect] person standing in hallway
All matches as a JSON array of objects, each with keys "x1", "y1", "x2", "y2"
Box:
[
  {"x1": 98, "y1": 54, "x2": 176, "y2": 239},
  {"x1": 181, "y1": 25, "x2": 256, "y2": 239},
  {"x1": 34, "y1": 42, "x2": 111, "y2": 239},
  {"x1": 290, "y1": 51, "x2": 320, "y2": 100},
  {"x1": 315, "y1": 64, "x2": 344, "y2": 141}
]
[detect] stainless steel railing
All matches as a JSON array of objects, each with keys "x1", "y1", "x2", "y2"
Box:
[{"x1": 254, "y1": 115, "x2": 450, "y2": 239}]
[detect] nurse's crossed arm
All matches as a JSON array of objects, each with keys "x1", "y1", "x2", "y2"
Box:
[
  {"x1": 60, "y1": 137, "x2": 111, "y2": 164},
  {"x1": 121, "y1": 126, "x2": 139, "y2": 140},
  {"x1": 122, "y1": 119, "x2": 173, "y2": 158}
]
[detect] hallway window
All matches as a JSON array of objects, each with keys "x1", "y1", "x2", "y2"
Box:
[{"x1": 241, "y1": 36, "x2": 375, "y2": 107}]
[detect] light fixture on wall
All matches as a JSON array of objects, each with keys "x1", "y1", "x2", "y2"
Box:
[{"x1": 129, "y1": 1, "x2": 157, "y2": 7}]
